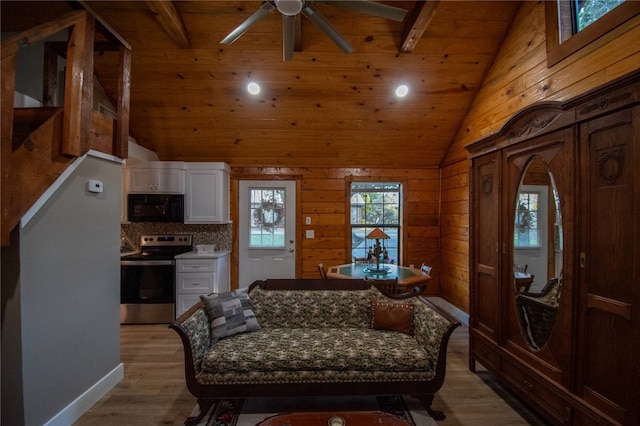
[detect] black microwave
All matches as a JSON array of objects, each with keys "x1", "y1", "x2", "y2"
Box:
[{"x1": 127, "y1": 194, "x2": 184, "y2": 223}]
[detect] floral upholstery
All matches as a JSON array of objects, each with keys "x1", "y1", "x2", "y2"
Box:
[
  {"x1": 413, "y1": 301, "x2": 452, "y2": 362},
  {"x1": 249, "y1": 287, "x2": 377, "y2": 328},
  {"x1": 201, "y1": 328, "x2": 433, "y2": 375},
  {"x1": 181, "y1": 308, "x2": 211, "y2": 375},
  {"x1": 179, "y1": 285, "x2": 452, "y2": 386},
  {"x1": 196, "y1": 368, "x2": 434, "y2": 386}
]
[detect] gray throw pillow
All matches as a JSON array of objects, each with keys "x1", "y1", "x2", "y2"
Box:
[{"x1": 200, "y1": 289, "x2": 261, "y2": 340}]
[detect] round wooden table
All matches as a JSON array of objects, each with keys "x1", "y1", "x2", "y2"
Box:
[{"x1": 327, "y1": 263, "x2": 431, "y2": 288}]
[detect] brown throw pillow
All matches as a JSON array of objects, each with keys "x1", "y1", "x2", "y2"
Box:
[{"x1": 370, "y1": 301, "x2": 414, "y2": 335}]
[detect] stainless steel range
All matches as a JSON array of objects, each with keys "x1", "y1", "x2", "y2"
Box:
[{"x1": 120, "y1": 234, "x2": 192, "y2": 324}]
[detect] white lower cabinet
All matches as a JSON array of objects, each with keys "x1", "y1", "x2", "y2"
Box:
[{"x1": 175, "y1": 252, "x2": 230, "y2": 317}]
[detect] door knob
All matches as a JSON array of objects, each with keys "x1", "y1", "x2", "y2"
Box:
[{"x1": 288, "y1": 248, "x2": 294, "y2": 252}]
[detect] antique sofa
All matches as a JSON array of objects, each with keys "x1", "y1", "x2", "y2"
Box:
[{"x1": 170, "y1": 278, "x2": 461, "y2": 425}]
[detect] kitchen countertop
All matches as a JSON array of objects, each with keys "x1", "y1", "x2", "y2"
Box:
[{"x1": 174, "y1": 250, "x2": 230, "y2": 259}]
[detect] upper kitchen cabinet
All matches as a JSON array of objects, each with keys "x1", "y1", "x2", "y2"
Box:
[
  {"x1": 127, "y1": 161, "x2": 185, "y2": 194},
  {"x1": 184, "y1": 163, "x2": 230, "y2": 224}
]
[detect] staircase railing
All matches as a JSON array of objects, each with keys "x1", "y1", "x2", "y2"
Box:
[{"x1": 1, "y1": 9, "x2": 131, "y2": 246}]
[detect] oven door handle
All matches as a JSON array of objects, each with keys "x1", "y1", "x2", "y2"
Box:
[{"x1": 120, "y1": 260, "x2": 175, "y2": 266}]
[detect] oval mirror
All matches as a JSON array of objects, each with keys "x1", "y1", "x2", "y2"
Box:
[{"x1": 513, "y1": 156, "x2": 563, "y2": 350}]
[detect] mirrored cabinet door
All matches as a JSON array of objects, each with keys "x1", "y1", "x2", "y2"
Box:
[{"x1": 503, "y1": 128, "x2": 575, "y2": 389}]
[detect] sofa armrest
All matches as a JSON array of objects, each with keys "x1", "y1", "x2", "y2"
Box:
[
  {"x1": 412, "y1": 298, "x2": 461, "y2": 387},
  {"x1": 169, "y1": 302, "x2": 211, "y2": 394}
]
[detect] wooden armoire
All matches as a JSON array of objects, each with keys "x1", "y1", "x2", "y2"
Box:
[{"x1": 466, "y1": 70, "x2": 640, "y2": 425}]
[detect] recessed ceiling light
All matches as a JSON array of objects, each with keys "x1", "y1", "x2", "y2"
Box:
[
  {"x1": 395, "y1": 85, "x2": 409, "y2": 98},
  {"x1": 247, "y1": 82, "x2": 261, "y2": 95}
]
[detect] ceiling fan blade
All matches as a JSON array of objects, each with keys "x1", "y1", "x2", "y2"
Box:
[
  {"x1": 282, "y1": 14, "x2": 296, "y2": 61},
  {"x1": 316, "y1": 0, "x2": 408, "y2": 22},
  {"x1": 302, "y1": 4, "x2": 354, "y2": 54},
  {"x1": 220, "y1": 2, "x2": 276, "y2": 45}
]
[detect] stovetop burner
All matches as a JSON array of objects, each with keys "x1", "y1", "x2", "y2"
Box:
[{"x1": 121, "y1": 234, "x2": 193, "y2": 261}]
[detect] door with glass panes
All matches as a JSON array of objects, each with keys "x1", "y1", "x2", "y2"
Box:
[{"x1": 238, "y1": 180, "x2": 296, "y2": 288}]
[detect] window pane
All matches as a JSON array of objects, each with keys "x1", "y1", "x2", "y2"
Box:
[
  {"x1": 575, "y1": 0, "x2": 625, "y2": 32},
  {"x1": 249, "y1": 188, "x2": 286, "y2": 248},
  {"x1": 350, "y1": 182, "x2": 401, "y2": 263},
  {"x1": 514, "y1": 192, "x2": 540, "y2": 248}
]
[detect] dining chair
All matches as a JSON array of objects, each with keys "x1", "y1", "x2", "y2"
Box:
[
  {"x1": 353, "y1": 256, "x2": 368, "y2": 264},
  {"x1": 366, "y1": 276, "x2": 399, "y2": 294},
  {"x1": 420, "y1": 263, "x2": 433, "y2": 275},
  {"x1": 514, "y1": 263, "x2": 528, "y2": 273},
  {"x1": 317, "y1": 262, "x2": 327, "y2": 279}
]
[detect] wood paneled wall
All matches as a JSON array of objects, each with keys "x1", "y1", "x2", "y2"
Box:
[
  {"x1": 229, "y1": 166, "x2": 441, "y2": 293},
  {"x1": 440, "y1": 160, "x2": 470, "y2": 311},
  {"x1": 439, "y1": 1, "x2": 640, "y2": 312}
]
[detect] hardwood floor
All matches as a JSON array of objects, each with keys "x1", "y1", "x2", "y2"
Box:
[{"x1": 73, "y1": 323, "x2": 550, "y2": 425}]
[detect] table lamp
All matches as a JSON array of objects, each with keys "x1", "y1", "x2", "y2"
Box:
[{"x1": 365, "y1": 227, "x2": 390, "y2": 274}]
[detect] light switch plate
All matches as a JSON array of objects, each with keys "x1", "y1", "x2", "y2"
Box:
[{"x1": 306, "y1": 230, "x2": 315, "y2": 238}]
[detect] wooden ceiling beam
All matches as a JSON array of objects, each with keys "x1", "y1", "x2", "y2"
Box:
[
  {"x1": 400, "y1": 0, "x2": 441, "y2": 53},
  {"x1": 144, "y1": 0, "x2": 190, "y2": 49}
]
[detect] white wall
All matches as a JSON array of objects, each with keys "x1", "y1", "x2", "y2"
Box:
[{"x1": 2, "y1": 154, "x2": 123, "y2": 425}]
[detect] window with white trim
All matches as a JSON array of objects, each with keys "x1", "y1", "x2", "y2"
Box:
[{"x1": 350, "y1": 182, "x2": 401, "y2": 264}]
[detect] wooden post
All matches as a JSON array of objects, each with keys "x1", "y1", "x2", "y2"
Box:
[
  {"x1": 1, "y1": 55, "x2": 16, "y2": 246},
  {"x1": 62, "y1": 12, "x2": 94, "y2": 157},
  {"x1": 115, "y1": 45, "x2": 131, "y2": 159},
  {"x1": 42, "y1": 43, "x2": 58, "y2": 107}
]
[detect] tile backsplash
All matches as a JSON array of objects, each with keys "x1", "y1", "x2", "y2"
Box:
[{"x1": 121, "y1": 223, "x2": 232, "y2": 252}]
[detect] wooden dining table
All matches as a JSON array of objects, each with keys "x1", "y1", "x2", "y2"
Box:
[
  {"x1": 514, "y1": 271, "x2": 534, "y2": 292},
  {"x1": 327, "y1": 262, "x2": 431, "y2": 291}
]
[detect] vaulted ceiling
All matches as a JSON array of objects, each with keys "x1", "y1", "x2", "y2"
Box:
[{"x1": 2, "y1": 1, "x2": 522, "y2": 168}]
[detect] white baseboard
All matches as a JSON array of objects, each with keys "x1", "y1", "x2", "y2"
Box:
[{"x1": 43, "y1": 363, "x2": 124, "y2": 426}]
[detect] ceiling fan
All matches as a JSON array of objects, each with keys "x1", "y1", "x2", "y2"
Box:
[{"x1": 220, "y1": 0, "x2": 408, "y2": 61}]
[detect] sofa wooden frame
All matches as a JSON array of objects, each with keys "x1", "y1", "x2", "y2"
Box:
[{"x1": 170, "y1": 278, "x2": 461, "y2": 425}]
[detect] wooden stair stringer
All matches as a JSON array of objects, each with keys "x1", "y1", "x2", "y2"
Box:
[{"x1": 2, "y1": 109, "x2": 75, "y2": 243}]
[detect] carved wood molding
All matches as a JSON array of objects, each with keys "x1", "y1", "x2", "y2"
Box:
[
  {"x1": 578, "y1": 91, "x2": 633, "y2": 117},
  {"x1": 508, "y1": 110, "x2": 561, "y2": 139},
  {"x1": 597, "y1": 147, "x2": 624, "y2": 186},
  {"x1": 482, "y1": 175, "x2": 493, "y2": 195}
]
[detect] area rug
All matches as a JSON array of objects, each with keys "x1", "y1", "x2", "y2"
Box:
[{"x1": 197, "y1": 395, "x2": 434, "y2": 426}]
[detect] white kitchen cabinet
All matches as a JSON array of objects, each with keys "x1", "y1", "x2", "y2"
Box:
[
  {"x1": 184, "y1": 162, "x2": 230, "y2": 223},
  {"x1": 127, "y1": 161, "x2": 185, "y2": 194},
  {"x1": 175, "y1": 252, "x2": 230, "y2": 317}
]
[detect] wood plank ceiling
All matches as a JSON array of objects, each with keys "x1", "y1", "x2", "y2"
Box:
[{"x1": 2, "y1": 1, "x2": 521, "y2": 168}]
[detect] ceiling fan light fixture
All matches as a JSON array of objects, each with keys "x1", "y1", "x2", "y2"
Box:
[
  {"x1": 221, "y1": 0, "x2": 407, "y2": 60},
  {"x1": 275, "y1": 0, "x2": 304, "y2": 16}
]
